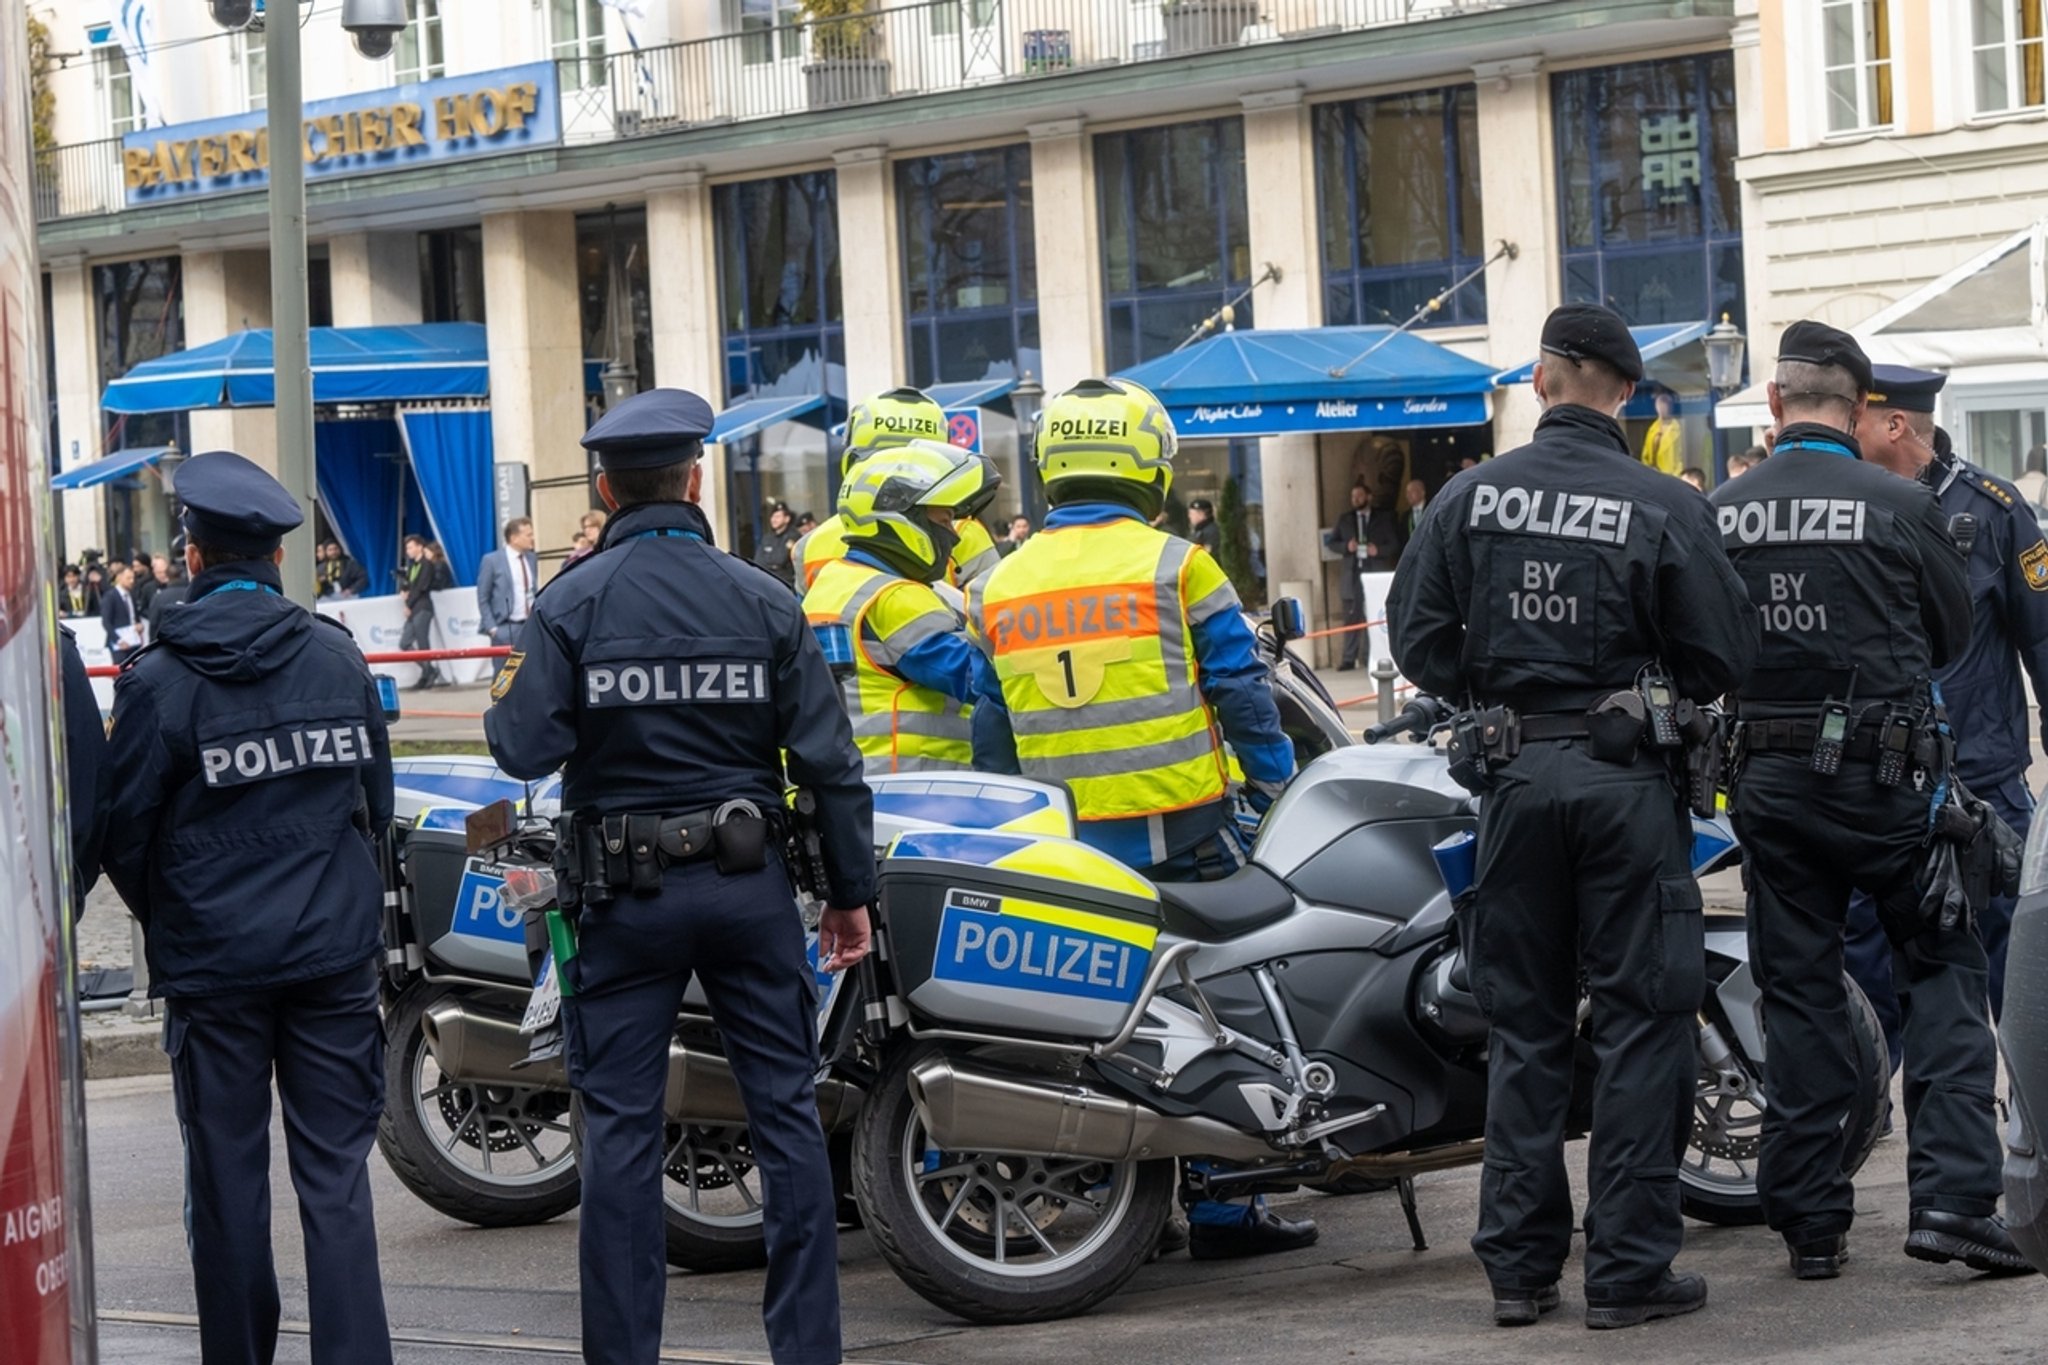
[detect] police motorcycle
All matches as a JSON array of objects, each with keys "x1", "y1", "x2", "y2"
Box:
[{"x1": 839, "y1": 603, "x2": 1889, "y2": 1324}]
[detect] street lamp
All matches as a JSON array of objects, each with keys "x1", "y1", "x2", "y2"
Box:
[
  {"x1": 1703, "y1": 313, "x2": 1748, "y2": 396},
  {"x1": 1010, "y1": 372, "x2": 1044, "y2": 441}
]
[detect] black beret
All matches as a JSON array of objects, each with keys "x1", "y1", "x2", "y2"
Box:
[
  {"x1": 581, "y1": 387, "x2": 716, "y2": 470},
  {"x1": 1777, "y1": 320, "x2": 1873, "y2": 395},
  {"x1": 1189, "y1": 499, "x2": 1214, "y2": 512},
  {"x1": 175, "y1": 450, "x2": 304, "y2": 552},
  {"x1": 1866, "y1": 363, "x2": 1947, "y2": 413},
  {"x1": 1540, "y1": 304, "x2": 1644, "y2": 383}
]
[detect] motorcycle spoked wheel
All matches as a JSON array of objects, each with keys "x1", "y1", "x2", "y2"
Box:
[
  {"x1": 566, "y1": 1096, "x2": 773, "y2": 1272},
  {"x1": 376, "y1": 983, "x2": 581, "y2": 1228},
  {"x1": 1680, "y1": 973, "x2": 1888, "y2": 1227},
  {"x1": 853, "y1": 1040, "x2": 1174, "y2": 1325}
]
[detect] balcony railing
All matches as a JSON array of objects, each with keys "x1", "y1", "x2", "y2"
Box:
[{"x1": 37, "y1": 0, "x2": 1523, "y2": 223}]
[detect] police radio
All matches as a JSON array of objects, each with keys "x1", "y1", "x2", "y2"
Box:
[
  {"x1": 1639, "y1": 672, "x2": 1682, "y2": 750},
  {"x1": 1811, "y1": 702, "x2": 1851, "y2": 776},
  {"x1": 1876, "y1": 708, "x2": 1914, "y2": 787}
]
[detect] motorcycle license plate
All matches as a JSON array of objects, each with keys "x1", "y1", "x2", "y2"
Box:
[{"x1": 521, "y1": 950, "x2": 561, "y2": 1034}]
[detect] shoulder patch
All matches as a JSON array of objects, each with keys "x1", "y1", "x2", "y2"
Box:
[
  {"x1": 2020, "y1": 540, "x2": 2048, "y2": 593},
  {"x1": 490, "y1": 650, "x2": 524, "y2": 700}
]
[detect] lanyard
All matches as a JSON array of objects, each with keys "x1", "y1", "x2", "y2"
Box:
[
  {"x1": 200, "y1": 580, "x2": 280, "y2": 600},
  {"x1": 1776, "y1": 438, "x2": 1857, "y2": 460}
]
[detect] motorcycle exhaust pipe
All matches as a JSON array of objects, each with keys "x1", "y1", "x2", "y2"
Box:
[
  {"x1": 422, "y1": 999, "x2": 862, "y2": 1128},
  {"x1": 909, "y1": 1057, "x2": 1275, "y2": 1163}
]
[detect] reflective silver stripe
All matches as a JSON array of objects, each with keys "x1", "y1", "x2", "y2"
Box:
[
  {"x1": 851, "y1": 709, "x2": 971, "y2": 744},
  {"x1": 863, "y1": 751, "x2": 975, "y2": 776},
  {"x1": 865, "y1": 606, "x2": 959, "y2": 668},
  {"x1": 955, "y1": 545, "x2": 1002, "y2": 588},
  {"x1": 1153, "y1": 538, "x2": 1196, "y2": 682},
  {"x1": 1024, "y1": 729, "x2": 1219, "y2": 780},
  {"x1": 1008, "y1": 690, "x2": 1189, "y2": 736},
  {"x1": 1185, "y1": 577, "x2": 1242, "y2": 625}
]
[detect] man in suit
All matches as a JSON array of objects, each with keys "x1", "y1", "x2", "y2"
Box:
[
  {"x1": 477, "y1": 517, "x2": 540, "y2": 648},
  {"x1": 60, "y1": 564, "x2": 97, "y2": 618},
  {"x1": 102, "y1": 565, "x2": 141, "y2": 664}
]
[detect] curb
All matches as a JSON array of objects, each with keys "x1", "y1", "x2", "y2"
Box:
[{"x1": 84, "y1": 1017, "x2": 169, "y2": 1080}]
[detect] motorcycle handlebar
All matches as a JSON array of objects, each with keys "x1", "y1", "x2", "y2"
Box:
[{"x1": 1363, "y1": 696, "x2": 1455, "y2": 745}]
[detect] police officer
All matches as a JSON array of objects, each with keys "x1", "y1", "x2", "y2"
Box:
[
  {"x1": 485, "y1": 389, "x2": 874, "y2": 1365},
  {"x1": 969, "y1": 377, "x2": 1310, "y2": 1259},
  {"x1": 99, "y1": 451, "x2": 395, "y2": 1365},
  {"x1": 1843, "y1": 363, "x2": 2048, "y2": 1057},
  {"x1": 1710, "y1": 323, "x2": 2032, "y2": 1279},
  {"x1": 803, "y1": 439, "x2": 1013, "y2": 774},
  {"x1": 797, "y1": 386, "x2": 1006, "y2": 591},
  {"x1": 1389, "y1": 304, "x2": 1757, "y2": 1329}
]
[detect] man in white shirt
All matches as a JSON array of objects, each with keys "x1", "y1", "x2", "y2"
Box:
[{"x1": 477, "y1": 517, "x2": 539, "y2": 648}]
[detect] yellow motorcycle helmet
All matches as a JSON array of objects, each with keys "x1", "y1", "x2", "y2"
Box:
[
  {"x1": 1034, "y1": 377, "x2": 1177, "y2": 517},
  {"x1": 839, "y1": 386, "x2": 949, "y2": 487},
  {"x1": 838, "y1": 439, "x2": 995, "y2": 582}
]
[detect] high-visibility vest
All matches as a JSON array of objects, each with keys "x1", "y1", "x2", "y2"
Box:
[
  {"x1": 804, "y1": 557, "x2": 974, "y2": 774},
  {"x1": 949, "y1": 516, "x2": 1001, "y2": 588},
  {"x1": 795, "y1": 515, "x2": 853, "y2": 590},
  {"x1": 970, "y1": 516, "x2": 1235, "y2": 822}
]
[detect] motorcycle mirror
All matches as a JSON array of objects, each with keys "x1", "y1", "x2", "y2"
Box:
[{"x1": 1269, "y1": 597, "x2": 1306, "y2": 647}]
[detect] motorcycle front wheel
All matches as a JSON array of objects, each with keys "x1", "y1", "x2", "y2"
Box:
[
  {"x1": 1680, "y1": 971, "x2": 1888, "y2": 1226},
  {"x1": 852, "y1": 1040, "x2": 1174, "y2": 1325}
]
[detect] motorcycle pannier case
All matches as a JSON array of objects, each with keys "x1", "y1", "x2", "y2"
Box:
[{"x1": 879, "y1": 831, "x2": 1161, "y2": 1042}]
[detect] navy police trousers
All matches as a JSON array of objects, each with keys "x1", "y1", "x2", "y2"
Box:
[
  {"x1": 563, "y1": 855, "x2": 841, "y2": 1365},
  {"x1": 164, "y1": 959, "x2": 392, "y2": 1365}
]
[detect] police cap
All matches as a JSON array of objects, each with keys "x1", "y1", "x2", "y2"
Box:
[
  {"x1": 580, "y1": 387, "x2": 716, "y2": 470},
  {"x1": 176, "y1": 450, "x2": 304, "y2": 554},
  {"x1": 1866, "y1": 363, "x2": 1947, "y2": 413},
  {"x1": 1777, "y1": 320, "x2": 1873, "y2": 395},
  {"x1": 1189, "y1": 498, "x2": 1214, "y2": 513},
  {"x1": 1539, "y1": 304, "x2": 1644, "y2": 383}
]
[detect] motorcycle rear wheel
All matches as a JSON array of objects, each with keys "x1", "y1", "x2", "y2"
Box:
[
  {"x1": 853, "y1": 1040, "x2": 1174, "y2": 1325},
  {"x1": 566, "y1": 1096, "x2": 771, "y2": 1272},
  {"x1": 1680, "y1": 972, "x2": 1887, "y2": 1226}
]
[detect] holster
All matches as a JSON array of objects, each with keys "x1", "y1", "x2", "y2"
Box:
[
  {"x1": 1446, "y1": 706, "x2": 1516, "y2": 794},
  {"x1": 1679, "y1": 703, "x2": 1726, "y2": 820}
]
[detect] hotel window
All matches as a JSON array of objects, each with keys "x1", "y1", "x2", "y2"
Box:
[
  {"x1": 898, "y1": 145, "x2": 1039, "y2": 389},
  {"x1": 395, "y1": 0, "x2": 445, "y2": 85},
  {"x1": 1973, "y1": 0, "x2": 2047, "y2": 113},
  {"x1": 1822, "y1": 0, "x2": 1893, "y2": 132},
  {"x1": 735, "y1": 0, "x2": 802, "y2": 65},
  {"x1": 237, "y1": 27, "x2": 266, "y2": 112},
  {"x1": 551, "y1": 0, "x2": 608, "y2": 91},
  {"x1": 99, "y1": 46, "x2": 138, "y2": 137},
  {"x1": 1314, "y1": 85, "x2": 1486, "y2": 328}
]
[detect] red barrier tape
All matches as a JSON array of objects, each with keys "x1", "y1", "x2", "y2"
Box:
[{"x1": 86, "y1": 645, "x2": 514, "y2": 679}]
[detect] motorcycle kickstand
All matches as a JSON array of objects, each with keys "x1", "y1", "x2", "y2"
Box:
[{"x1": 1397, "y1": 1176, "x2": 1427, "y2": 1252}]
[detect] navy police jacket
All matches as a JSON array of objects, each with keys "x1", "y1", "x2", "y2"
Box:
[
  {"x1": 102, "y1": 560, "x2": 394, "y2": 997},
  {"x1": 484, "y1": 500, "x2": 876, "y2": 909},
  {"x1": 1924, "y1": 452, "x2": 2048, "y2": 789}
]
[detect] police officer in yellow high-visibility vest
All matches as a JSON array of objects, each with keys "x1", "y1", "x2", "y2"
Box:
[
  {"x1": 968, "y1": 377, "x2": 1310, "y2": 1259},
  {"x1": 805, "y1": 440, "x2": 1014, "y2": 775},
  {"x1": 798, "y1": 386, "x2": 1005, "y2": 591}
]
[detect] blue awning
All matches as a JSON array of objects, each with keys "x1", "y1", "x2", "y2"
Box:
[
  {"x1": 1116, "y1": 327, "x2": 1499, "y2": 438},
  {"x1": 50, "y1": 445, "x2": 175, "y2": 491},
  {"x1": 928, "y1": 377, "x2": 1019, "y2": 410},
  {"x1": 709, "y1": 393, "x2": 828, "y2": 444},
  {"x1": 1490, "y1": 320, "x2": 1713, "y2": 387},
  {"x1": 101, "y1": 323, "x2": 494, "y2": 414}
]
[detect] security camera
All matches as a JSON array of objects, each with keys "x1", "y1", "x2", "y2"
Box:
[
  {"x1": 207, "y1": 0, "x2": 256, "y2": 28},
  {"x1": 341, "y1": 0, "x2": 408, "y2": 60}
]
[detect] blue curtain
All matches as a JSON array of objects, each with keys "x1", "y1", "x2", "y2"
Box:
[
  {"x1": 316, "y1": 419, "x2": 409, "y2": 596},
  {"x1": 400, "y1": 408, "x2": 494, "y2": 589}
]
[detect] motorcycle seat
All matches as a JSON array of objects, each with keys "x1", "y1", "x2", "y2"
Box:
[{"x1": 1156, "y1": 864, "x2": 1295, "y2": 940}]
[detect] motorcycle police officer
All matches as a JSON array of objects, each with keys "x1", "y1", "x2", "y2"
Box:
[
  {"x1": 802, "y1": 439, "x2": 1014, "y2": 774},
  {"x1": 485, "y1": 388, "x2": 875, "y2": 1365},
  {"x1": 1710, "y1": 323, "x2": 2032, "y2": 1279},
  {"x1": 1388, "y1": 304, "x2": 1758, "y2": 1329},
  {"x1": 1843, "y1": 363, "x2": 2048, "y2": 1052},
  {"x1": 100, "y1": 450, "x2": 395, "y2": 1365},
  {"x1": 969, "y1": 377, "x2": 1312, "y2": 1259}
]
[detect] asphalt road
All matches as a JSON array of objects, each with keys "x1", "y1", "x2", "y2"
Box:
[{"x1": 85, "y1": 1072, "x2": 2046, "y2": 1365}]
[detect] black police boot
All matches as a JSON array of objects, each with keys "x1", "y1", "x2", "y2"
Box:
[
  {"x1": 1186, "y1": 1207, "x2": 1319, "y2": 1261},
  {"x1": 1151, "y1": 1212, "x2": 1191, "y2": 1262},
  {"x1": 1493, "y1": 1282, "x2": 1561, "y2": 1327},
  {"x1": 1583, "y1": 1271, "x2": 1708, "y2": 1330},
  {"x1": 1904, "y1": 1211, "x2": 2039, "y2": 1275},
  {"x1": 1788, "y1": 1233, "x2": 1849, "y2": 1280}
]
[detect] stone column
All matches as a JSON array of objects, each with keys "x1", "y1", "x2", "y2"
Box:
[
  {"x1": 181, "y1": 247, "x2": 278, "y2": 474},
  {"x1": 646, "y1": 171, "x2": 729, "y2": 539},
  {"x1": 1241, "y1": 90, "x2": 1326, "y2": 633},
  {"x1": 327, "y1": 231, "x2": 424, "y2": 327},
  {"x1": 46, "y1": 258, "x2": 105, "y2": 558},
  {"x1": 1472, "y1": 57, "x2": 1560, "y2": 453},
  {"x1": 481, "y1": 208, "x2": 588, "y2": 559},
  {"x1": 1026, "y1": 119, "x2": 1105, "y2": 389},
  {"x1": 833, "y1": 146, "x2": 905, "y2": 404}
]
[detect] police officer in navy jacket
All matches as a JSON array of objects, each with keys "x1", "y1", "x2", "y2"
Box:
[
  {"x1": 101, "y1": 450, "x2": 395, "y2": 1365},
  {"x1": 486, "y1": 389, "x2": 873, "y2": 1365}
]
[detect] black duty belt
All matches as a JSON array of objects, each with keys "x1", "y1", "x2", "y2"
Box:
[
  {"x1": 576, "y1": 801, "x2": 764, "y2": 864},
  {"x1": 1517, "y1": 712, "x2": 1595, "y2": 743},
  {"x1": 1737, "y1": 717, "x2": 1939, "y2": 766}
]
